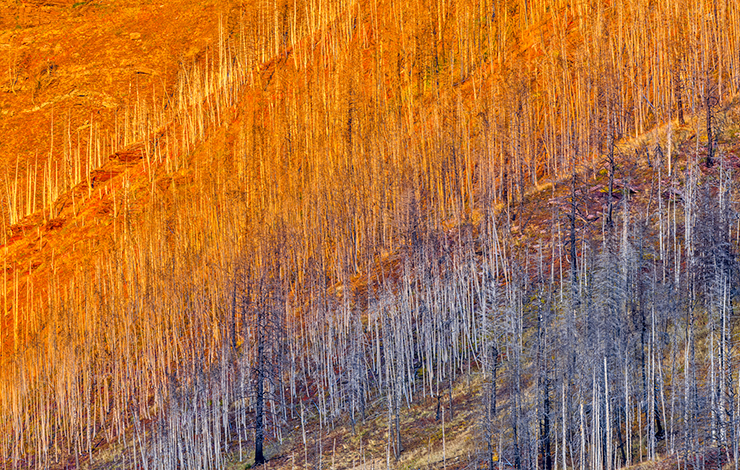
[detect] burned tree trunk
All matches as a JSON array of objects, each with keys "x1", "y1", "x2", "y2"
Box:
[{"x1": 254, "y1": 306, "x2": 266, "y2": 466}]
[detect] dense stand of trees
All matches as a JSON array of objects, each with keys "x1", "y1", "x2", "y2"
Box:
[{"x1": 1, "y1": 0, "x2": 740, "y2": 468}]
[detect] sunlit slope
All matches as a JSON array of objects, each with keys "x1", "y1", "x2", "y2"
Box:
[
  {"x1": 0, "y1": 0, "x2": 357, "y2": 353},
  {"x1": 1, "y1": 0, "x2": 739, "y2": 468},
  {"x1": 0, "y1": 0, "x2": 232, "y2": 202}
]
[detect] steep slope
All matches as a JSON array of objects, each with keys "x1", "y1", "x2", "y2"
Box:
[{"x1": 1, "y1": 0, "x2": 740, "y2": 469}]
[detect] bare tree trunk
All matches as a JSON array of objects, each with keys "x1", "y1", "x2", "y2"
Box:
[
  {"x1": 705, "y1": 84, "x2": 714, "y2": 168},
  {"x1": 254, "y1": 307, "x2": 266, "y2": 466},
  {"x1": 675, "y1": 68, "x2": 685, "y2": 126},
  {"x1": 542, "y1": 377, "x2": 552, "y2": 470},
  {"x1": 569, "y1": 171, "x2": 578, "y2": 287},
  {"x1": 489, "y1": 345, "x2": 500, "y2": 470}
]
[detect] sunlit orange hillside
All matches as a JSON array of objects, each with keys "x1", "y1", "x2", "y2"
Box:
[{"x1": 2, "y1": 0, "x2": 740, "y2": 468}]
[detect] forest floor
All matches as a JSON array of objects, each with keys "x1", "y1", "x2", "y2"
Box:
[{"x1": 223, "y1": 371, "x2": 489, "y2": 470}]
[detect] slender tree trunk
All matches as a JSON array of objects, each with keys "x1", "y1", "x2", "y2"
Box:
[
  {"x1": 543, "y1": 377, "x2": 552, "y2": 470},
  {"x1": 489, "y1": 345, "x2": 499, "y2": 470},
  {"x1": 706, "y1": 86, "x2": 714, "y2": 168},
  {"x1": 539, "y1": 305, "x2": 552, "y2": 470},
  {"x1": 569, "y1": 171, "x2": 578, "y2": 287},
  {"x1": 395, "y1": 383, "x2": 402, "y2": 459},
  {"x1": 675, "y1": 68, "x2": 685, "y2": 126},
  {"x1": 607, "y1": 148, "x2": 615, "y2": 230},
  {"x1": 254, "y1": 307, "x2": 266, "y2": 466}
]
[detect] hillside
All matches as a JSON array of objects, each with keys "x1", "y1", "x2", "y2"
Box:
[{"x1": 1, "y1": 0, "x2": 740, "y2": 469}]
